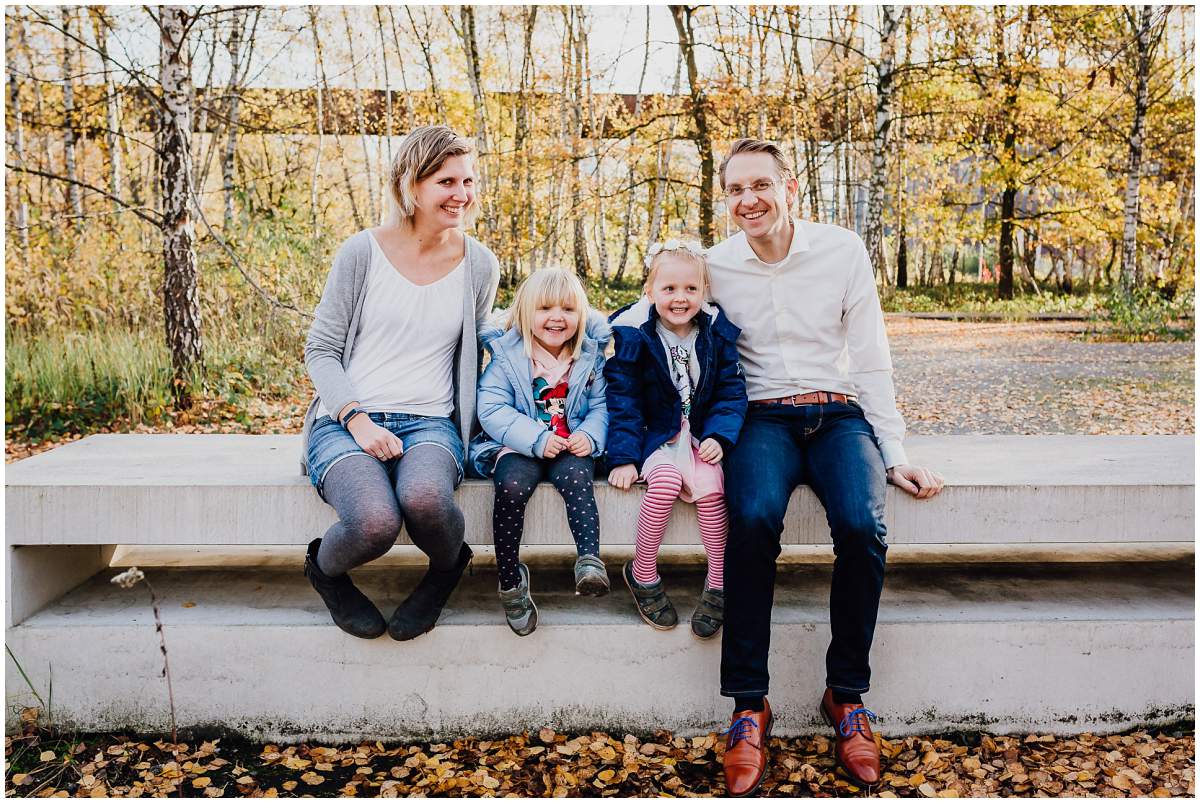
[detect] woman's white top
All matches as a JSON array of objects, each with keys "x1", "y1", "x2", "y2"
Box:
[{"x1": 318, "y1": 232, "x2": 465, "y2": 419}]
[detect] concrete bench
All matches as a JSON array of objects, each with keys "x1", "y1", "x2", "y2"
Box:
[{"x1": 4, "y1": 434, "x2": 1195, "y2": 739}]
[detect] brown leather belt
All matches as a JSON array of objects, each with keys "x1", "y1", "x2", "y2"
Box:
[{"x1": 751, "y1": 391, "x2": 853, "y2": 407}]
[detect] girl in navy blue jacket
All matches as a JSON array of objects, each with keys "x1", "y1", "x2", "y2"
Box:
[{"x1": 605, "y1": 241, "x2": 747, "y2": 638}]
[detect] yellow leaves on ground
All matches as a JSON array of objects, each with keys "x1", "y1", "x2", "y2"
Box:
[{"x1": 4, "y1": 726, "x2": 1194, "y2": 798}]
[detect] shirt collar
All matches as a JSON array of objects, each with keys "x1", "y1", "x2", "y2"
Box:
[{"x1": 738, "y1": 218, "x2": 810, "y2": 265}]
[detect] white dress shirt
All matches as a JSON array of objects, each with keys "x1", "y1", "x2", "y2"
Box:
[{"x1": 706, "y1": 219, "x2": 908, "y2": 468}]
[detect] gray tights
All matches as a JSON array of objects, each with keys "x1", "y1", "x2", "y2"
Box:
[{"x1": 316, "y1": 446, "x2": 464, "y2": 577}]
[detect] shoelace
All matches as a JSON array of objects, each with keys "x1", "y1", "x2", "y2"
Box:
[
  {"x1": 722, "y1": 715, "x2": 759, "y2": 747},
  {"x1": 838, "y1": 707, "x2": 878, "y2": 738}
]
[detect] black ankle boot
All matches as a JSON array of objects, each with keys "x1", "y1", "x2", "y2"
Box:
[
  {"x1": 304, "y1": 538, "x2": 387, "y2": 639},
  {"x1": 388, "y1": 543, "x2": 473, "y2": 641}
]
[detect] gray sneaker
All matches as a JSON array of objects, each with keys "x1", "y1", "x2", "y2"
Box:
[
  {"x1": 498, "y1": 563, "x2": 537, "y2": 636},
  {"x1": 623, "y1": 562, "x2": 678, "y2": 630},
  {"x1": 690, "y1": 587, "x2": 724, "y2": 639},
  {"x1": 574, "y1": 554, "x2": 610, "y2": 596}
]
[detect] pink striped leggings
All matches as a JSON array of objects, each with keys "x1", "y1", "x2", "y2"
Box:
[{"x1": 632, "y1": 464, "x2": 727, "y2": 589}]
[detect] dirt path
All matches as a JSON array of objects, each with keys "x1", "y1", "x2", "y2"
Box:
[{"x1": 889, "y1": 318, "x2": 1194, "y2": 435}]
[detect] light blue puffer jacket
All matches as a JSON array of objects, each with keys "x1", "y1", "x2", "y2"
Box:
[{"x1": 467, "y1": 311, "x2": 611, "y2": 477}]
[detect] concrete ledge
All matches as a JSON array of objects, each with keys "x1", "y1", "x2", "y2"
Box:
[
  {"x1": 6, "y1": 434, "x2": 1194, "y2": 547},
  {"x1": 5, "y1": 562, "x2": 1193, "y2": 741},
  {"x1": 108, "y1": 541, "x2": 1196, "y2": 569}
]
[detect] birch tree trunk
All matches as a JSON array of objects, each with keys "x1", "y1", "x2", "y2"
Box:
[
  {"x1": 159, "y1": 6, "x2": 203, "y2": 406},
  {"x1": 671, "y1": 5, "x2": 716, "y2": 247},
  {"x1": 310, "y1": 8, "x2": 362, "y2": 230},
  {"x1": 61, "y1": 7, "x2": 83, "y2": 221},
  {"x1": 193, "y1": 18, "x2": 219, "y2": 189},
  {"x1": 7, "y1": 13, "x2": 30, "y2": 264},
  {"x1": 458, "y1": 6, "x2": 491, "y2": 239},
  {"x1": 647, "y1": 54, "x2": 684, "y2": 262},
  {"x1": 615, "y1": 7, "x2": 652, "y2": 284},
  {"x1": 510, "y1": 6, "x2": 537, "y2": 285},
  {"x1": 342, "y1": 7, "x2": 378, "y2": 225},
  {"x1": 864, "y1": 6, "x2": 900, "y2": 281},
  {"x1": 407, "y1": 7, "x2": 447, "y2": 119},
  {"x1": 88, "y1": 8, "x2": 123, "y2": 214},
  {"x1": 1120, "y1": 5, "x2": 1159, "y2": 293},
  {"x1": 567, "y1": 8, "x2": 590, "y2": 278},
  {"x1": 786, "y1": 8, "x2": 822, "y2": 220},
  {"x1": 580, "y1": 12, "x2": 610, "y2": 281},
  {"x1": 385, "y1": 7, "x2": 416, "y2": 126},
  {"x1": 375, "y1": 6, "x2": 394, "y2": 198},
  {"x1": 995, "y1": 9, "x2": 1017, "y2": 299},
  {"x1": 308, "y1": 7, "x2": 324, "y2": 234},
  {"x1": 222, "y1": 8, "x2": 250, "y2": 228}
]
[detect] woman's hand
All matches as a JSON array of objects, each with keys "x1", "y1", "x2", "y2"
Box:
[
  {"x1": 697, "y1": 438, "x2": 724, "y2": 464},
  {"x1": 608, "y1": 464, "x2": 638, "y2": 490},
  {"x1": 566, "y1": 432, "x2": 593, "y2": 457},
  {"x1": 348, "y1": 416, "x2": 404, "y2": 461},
  {"x1": 542, "y1": 434, "x2": 570, "y2": 459}
]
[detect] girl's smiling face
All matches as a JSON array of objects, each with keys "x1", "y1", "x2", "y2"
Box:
[
  {"x1": 647, "y1": 254, "x2": 706, "y2": 332},
  {"x1": 532, "y1": 300, "x2": 581, "y2": 356}
]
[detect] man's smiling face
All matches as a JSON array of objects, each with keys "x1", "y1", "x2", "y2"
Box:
[{"x1": 721, "y1": 151, "x2": 798, "y2": 241}]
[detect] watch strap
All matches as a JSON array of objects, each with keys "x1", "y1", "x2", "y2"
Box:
[{"x1": 341, "y1": 406, "x2": 367, "y2": 428}]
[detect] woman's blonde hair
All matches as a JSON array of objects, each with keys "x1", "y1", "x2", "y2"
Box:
[
  {"x1": 507, "y1": 267, "x2": 591, "y2": 360},
  {"x1": 388, "y1": 125, "x2": 478, "y2": 226},
  {"x1": 643, "y1": 239, "x2": 711, "y2": 299}
]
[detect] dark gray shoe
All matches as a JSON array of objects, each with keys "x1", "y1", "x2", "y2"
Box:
[
  {"x1": 388, "y1": 543, "x2": 473, "y2": 641},
  {"x1": 574, "y1": 554, "x2": 610, "y2": 596},
  {"x1": 498, "y1": 563, "x2": 538, "y2": 636},
  {"x1": 304, "y1": 538, "x2": 387, "y2": 639},
  {"x1": 623, "y1": 562, "x2": 678, "y2": 630},
  {"x1": 691, "y1": 587, "x2": 725, "y2": 639}
]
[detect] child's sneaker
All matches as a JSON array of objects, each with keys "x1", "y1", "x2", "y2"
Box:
[
  {"x1": 574, "y1": 554, "x2": 611, "y2": 596},
  {"x1": 690, "y1": 587, "x2": 724, "y2": 639},
  {"x1": 623, "y1": 562, "x2": 678, "y2": 630},
  {"x1": 498, "y1": 563, "x2": 538, "y2": 636}
]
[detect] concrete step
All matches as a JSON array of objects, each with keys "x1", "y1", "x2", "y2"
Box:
[
  {"x1": 5, "y1": 561, "x2": 1192, "y2": 742},
  {"x1": 6, "y1": 434, "x2": 1194, "y2": 547}
]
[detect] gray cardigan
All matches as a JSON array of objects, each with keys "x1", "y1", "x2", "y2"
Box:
[{"x1": 300, "y1": 229, "x2": 501, "y2": 473}]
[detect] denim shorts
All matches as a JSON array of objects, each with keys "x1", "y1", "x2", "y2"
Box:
[{"x1": 306, "y1": 412, "x2": 465, "y2": 496}]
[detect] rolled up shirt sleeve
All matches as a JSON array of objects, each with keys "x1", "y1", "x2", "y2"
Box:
[{"x1": 844, "y1": 238, "x2": 908, "y2": 469}]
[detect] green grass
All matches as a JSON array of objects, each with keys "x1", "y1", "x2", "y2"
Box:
[
  {"x1": 495, "y1": 274, "x2": 645, "y2": 314},
  {"x1": 879, "y1": 282, "x2": 1109, "y2": 316},
  {"x1": 6, "y1": 321, "x2": 308, "y2": 443}
]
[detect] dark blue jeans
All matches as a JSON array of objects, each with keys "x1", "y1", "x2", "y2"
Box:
[{"x1": 720, "y1": 401, "x2": 888, "y2": 698}]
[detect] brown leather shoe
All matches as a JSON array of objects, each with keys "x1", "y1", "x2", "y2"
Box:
[
  {"x1": 722, "y1": 698, "x2": 773, "y2": 797},
  {"x1": 819, "y1": 689, "x2": 881, "y2": 787}
]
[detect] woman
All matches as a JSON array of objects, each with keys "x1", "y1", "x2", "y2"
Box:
[{"x1": 300, "y1": 126, "x2": 500, "y2": 640}]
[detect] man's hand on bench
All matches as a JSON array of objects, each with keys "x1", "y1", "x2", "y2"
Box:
[{"x1": 887, "y1": 465, "x2": 944, "y2": 500}]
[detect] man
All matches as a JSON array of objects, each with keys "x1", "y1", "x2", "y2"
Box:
[{"x1": 705, "y1": 139, "x2": 944, "y2": 796}]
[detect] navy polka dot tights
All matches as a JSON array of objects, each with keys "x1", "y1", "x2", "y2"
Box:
[{"x1": 492, "y1": 452, "x2": 600, "y2": 590}]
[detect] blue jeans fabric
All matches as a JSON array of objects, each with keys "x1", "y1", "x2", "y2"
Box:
[
  {"x1": 306, "y1": 412, "x2": 465, "y2": 496},
  {"x1": 720, "y1": 401, "x2": 888, "y2": 698}
]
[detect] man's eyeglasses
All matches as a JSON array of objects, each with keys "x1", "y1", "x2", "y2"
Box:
[{"x1": 723, "y1": 179, "x2": 779, "y2": 199}]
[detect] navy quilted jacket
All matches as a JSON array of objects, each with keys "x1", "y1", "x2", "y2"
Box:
[{"x1": 604, "y1": 298, "x2": 748, "y2": 472}]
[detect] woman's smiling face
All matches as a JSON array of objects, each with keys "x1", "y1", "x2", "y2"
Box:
[{"x1": 413, "y1": 154, "x2": 476, "y2": 229}]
